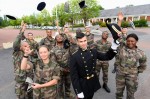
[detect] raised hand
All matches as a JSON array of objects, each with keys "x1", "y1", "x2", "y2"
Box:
[
  {"x1": 24, "y1": 47, "x2": 33, "y2": 56},
  {"x1": 21, "y1": 23, "x2": 27, "y2": 32},
  {"x1": 21, "y1": 20, "x2": 24, "y2": 28},
  {"x1": 118, "y1": 11, "x2": 124, "y2": 21}
]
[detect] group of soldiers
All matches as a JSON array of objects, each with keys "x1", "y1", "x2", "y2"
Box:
[{"x1": 12, "y1": 11, "x2": 147, "y2": 99}]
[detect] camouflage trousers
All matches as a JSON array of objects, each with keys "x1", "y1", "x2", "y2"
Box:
[
  {"x1": 96, "y1": 61, "x2": 109, "y2": 83},
  {"x1": 33, "y1": 85, "x2": 57, "y2": 99},
  {"x1": 116, "y1": 69, "x2": 138, "y2": 99},
  {"x1": 15, "y1": 82, "x2": 33, "y2": 99},
  {"x1": 58, "y1": 71, "x2": 75, "y2": 99}
]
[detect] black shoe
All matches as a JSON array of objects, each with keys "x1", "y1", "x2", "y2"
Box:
[{"x1": 103, "y1": 83, "x2": 110, "y2": 93}]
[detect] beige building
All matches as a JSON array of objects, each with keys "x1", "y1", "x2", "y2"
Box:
[{"x1": 91, "y1": 4, "x2": 150, "y2": 26}]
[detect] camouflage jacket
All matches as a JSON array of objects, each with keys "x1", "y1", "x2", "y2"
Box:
[
  {"x1": 85, "y1": 33, "x2": 94, "y2": 48},
  {"x1": 40, "y1": 36, "x2": 56, "y2": 50},
  {"x1": 33, "y1": 59, "x2": 60, "y2": 84},
  {"x1": 61, "y1": 33, "x2": 78, "y2": 55},
  {"x1": 94, "y1": 39, "x2": 111, "y2": 62},
  {"x1": 26, "y1": 39, "x2": 39, "y2": 59},
  {"x1": 94, "y1": 39, "x2": 111, "y2": 53},
  {"x1": 51, "y1": 45, "x2": 70, "y2": 69},
  {"x1": 117, "y1": 45, "x2": 147, "y2": 74},
  {"x1": 12, "y1": 32, "x2": 33, "y2": 82}
]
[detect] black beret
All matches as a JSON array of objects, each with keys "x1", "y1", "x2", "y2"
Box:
[
  {"x1": 105, "y1": 18, "x2": 121, "y2": 44},
  {"x1": 37, "y1": 2, "x2": 46, "y2": 11},
  {"x1": 79, "y1": 1, "x2": 87, "y2": 9},
  {"x1": 63, "y1": 39, "x2": 70, "y2": 49},
  {"x1": 76, "y1": 32, "x2": 85, "y2": 39},
  {"x1": 6, "y1": 15, "x2": 16, "y2": 20}
]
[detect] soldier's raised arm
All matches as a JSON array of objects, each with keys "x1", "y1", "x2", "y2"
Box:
[
  {"x1": 55, "y1": 20, "x2": 61, "y2": 34},
  {"x1": 13, "y1": 21, "x2": 26, "y2": 51},
  {"x1": 117, "y1": 11, "x2": 124, "y2": 27}
]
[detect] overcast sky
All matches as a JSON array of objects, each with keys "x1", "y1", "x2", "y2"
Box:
[{"x1": 0, "y1": 0, "x2": 150, "y2": 18}]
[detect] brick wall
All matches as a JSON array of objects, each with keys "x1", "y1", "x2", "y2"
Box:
[{"x1": 147, "y1": 16, "x2": 150, "y2": 21}]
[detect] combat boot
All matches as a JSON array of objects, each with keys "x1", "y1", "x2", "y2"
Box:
[{"x1": 103, "y1": 83, "x2": 110, "y2": 93}]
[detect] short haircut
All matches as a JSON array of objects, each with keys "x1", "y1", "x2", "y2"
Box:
[
  {"x1": 76, "y1": 28, "x2": 82, "y2": 34},
  {"x1": 76, "y1": 32, "x2": 85, "y2": 39},
  {"x1": 46, "y1": 29, "x2": 52, "y2": 33},
  {"x1": 102, "y1": 31, "x2": 108, "y2": 34},
  {"x1": 126, "y1": 33, "x2": 139, "y2": 41},
  {"x1": 38, "y1": 45, "x2": 49, "y2": 51},
  {"x1": 28, "y1": 32, "x2": 33, "y2": 35}
]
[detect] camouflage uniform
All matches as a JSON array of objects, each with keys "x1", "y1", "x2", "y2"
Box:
[
  {"x1": 26, "y1": 39, "x2": 39, "y2": 70},
  {"x1": 60, "y1": 33, "x2": 78, "y2": 55},
  {"x1": 85, "y1": 33, "x2": 94, "y2": 49},
  {"x1": 51, "y1": 45, "x2": 75, "y2": 98},
  {"x1": 40, "y1": 37, "x2": 56, "y2": 51},
  {"x1": 113, "y1": 34, "x2": 127, "y2": 73},
  {"x1": 29, "y1": 59, "x2": 60, "y2": 99},
  {"x1": 94, "y1": 39, "x2": 111, "y2": 83},
  {"x1": 12, "y1": 32, "x2": 33, "y2": 99},
  {"x1": 116, "y1": 43, "x2": 147, "y2": 99}
]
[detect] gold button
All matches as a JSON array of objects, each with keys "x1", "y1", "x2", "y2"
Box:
[
  {"x1": 87, "y1": 74, "x2": 89, "y2": 75},
  {"x1": 87, "y1": 77, "x2": 90, "y2": 79}
]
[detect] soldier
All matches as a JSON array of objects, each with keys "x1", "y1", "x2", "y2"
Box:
[
  {"x1": 94, "y1": 31, "x2": 112, "y2": 93},
  {"x1": 112, "y1": 26, "x2": 128, "y2": 73},
  {"x1": 60, "y1": 25, "x2": 77, "y2": 55},
  {"x1": 84, "y1": 25, "x2": 94, "y2": 49},
  {"x1": 21, "y1": 45, "x2": 60, "y2": 99},
  {"x1": 12, "y1": 22, "x2": 33, "y2": 99},
  {"x1": 26, "y1": 32, "x2": 39, "y2": 70},
  {"x1": 51, "y1": 34, "x2": 75, "y2": 99},
  {"x1": 70, "y1": 32, "x2": 118, "y2": 99},
  {"x1": 115, "y1": 33, "x2": 147, "y2": 99},
  {"x1": 40, "y1": 29, "x2": 56, "y2": 51},
  {"x1": 112, "y1": 11, "x2": 128, "y2": 73}
]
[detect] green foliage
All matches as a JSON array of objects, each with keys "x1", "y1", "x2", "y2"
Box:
[
  {"x1": 133, "y1": 19, "x2": 148, "y2": 27},
  {"x1": 71, "y1": 23, "x2": 84, "y2": 28},
  {"x1": 121, "y1": 21, "x2": 129, "y2": 27},
  {"x1": 100, "y1": 22, "x2": 106, "y2": 27}
]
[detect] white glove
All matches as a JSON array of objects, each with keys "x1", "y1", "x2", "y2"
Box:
[
  {"x1": 111, "y1": 41, "x2": 119, "y2": 51},
  {"x1": 77, "y1": 92, "x2": 84, "y2": 98}
]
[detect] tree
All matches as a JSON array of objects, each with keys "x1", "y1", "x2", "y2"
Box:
[
  {"x1": 52, "y1": 0, "x2": 101, "y2": 27},
  {"x1": 76, "y1": 0, "x2": 101, "y2": 25},
  {"x1": 52, "y1": 3, "x2": 70, "y2": 27}
]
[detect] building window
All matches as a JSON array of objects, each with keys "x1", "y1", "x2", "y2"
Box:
[{"x1": 133, "y1": 16, "x2": 139, "y2": 21}]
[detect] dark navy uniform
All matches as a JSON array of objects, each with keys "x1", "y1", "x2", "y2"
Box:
[{"x1": 70, "y1": 48, "x2": 116, "y2": 98}]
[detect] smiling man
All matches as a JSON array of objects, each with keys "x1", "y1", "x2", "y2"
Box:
[{"x1": 69, "y1": 32, "x2": 118, "y2": 99}]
